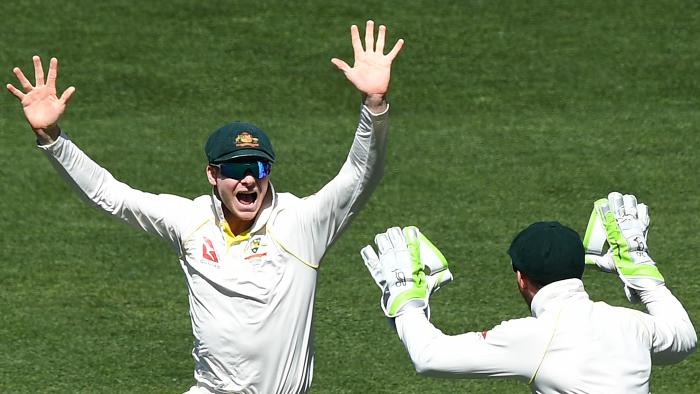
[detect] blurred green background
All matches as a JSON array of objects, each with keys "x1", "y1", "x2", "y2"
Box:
[{"x1": 1, "y1": 0, "x2": 698, "y2": 392}]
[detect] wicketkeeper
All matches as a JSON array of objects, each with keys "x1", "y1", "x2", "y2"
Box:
[{"x1": 361, "y1": 192, "x2": 696, "y2": 393}]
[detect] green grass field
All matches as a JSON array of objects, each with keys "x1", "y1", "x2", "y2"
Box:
[{"x1": 1, "y1": 0, "x2": 699, "y2": 392}]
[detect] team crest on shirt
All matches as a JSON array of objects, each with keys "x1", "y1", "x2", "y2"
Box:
[{"x1": 244, "y1": 235, "x2": 268, "y2": 260}]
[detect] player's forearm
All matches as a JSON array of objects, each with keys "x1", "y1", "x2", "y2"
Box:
[
  {"x1": 326, "y1": 104, "x2": 388, "y2": 230},
  {"x1": 396, "y1": 309, "x2": 456, "y2": 375},
  {"x1": 640, "y1": 285, "x2": 697, "y2": 364},
  {"x1": 396, "y1": 310, "x2": 524, "y2": 378},
  {"x1": 346, "y1": 103, "x2": 388, "y2": 195}
]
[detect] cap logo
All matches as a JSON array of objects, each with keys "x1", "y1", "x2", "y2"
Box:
[{"x1": 235, "y1": 131, "x2": 259, "y2": 147}]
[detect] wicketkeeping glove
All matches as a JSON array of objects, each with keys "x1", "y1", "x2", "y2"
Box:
[
  {"x1": 360, "y1": 226, "x2": 453, "y2": 318},
  {"x1": 583, "y1": 192, "x2": 664, "y2": 301},
  {"x1": 583, "y1": 198, "x2": 617, "y2": 273}
]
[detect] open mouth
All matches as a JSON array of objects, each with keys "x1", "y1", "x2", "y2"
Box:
[{"x1": 236, "y1": 191, "x2": 258, "y2": 205}]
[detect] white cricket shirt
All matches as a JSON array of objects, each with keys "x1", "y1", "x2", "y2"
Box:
[
  {"x1": 40, "y1": 105, "x2": 389, "y2": 394},
  {"x1": 396, "y1": 278, "x2": 696, "y2": 393}
]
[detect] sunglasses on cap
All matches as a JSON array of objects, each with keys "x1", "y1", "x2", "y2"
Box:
[{"x1": 213, "y1": 159, "x2": 271, "y2": 180}]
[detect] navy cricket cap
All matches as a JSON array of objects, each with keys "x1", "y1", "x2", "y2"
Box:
[
  {"x1": 508, "y1": 221, "x2": 585, "y2": 286},
  {"x1": 205, "y1": 121, "x2": 275, "y2": 164}
]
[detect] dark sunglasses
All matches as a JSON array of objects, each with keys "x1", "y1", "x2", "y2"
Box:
[{"x1": 214, "y1": 159, "x2": 271, "y2": 180}]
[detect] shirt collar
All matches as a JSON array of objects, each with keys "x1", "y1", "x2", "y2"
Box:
[{"x1": 530, "y1": 278, "x2": 589, "y2": 318}]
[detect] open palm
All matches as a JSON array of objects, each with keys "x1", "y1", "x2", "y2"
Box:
[
  {"x1": 332, "y1": 21, "x2": 404, "y2": 96},
  {"x1": 7, "y1": 56, "x2": 75, "y2": 133}
]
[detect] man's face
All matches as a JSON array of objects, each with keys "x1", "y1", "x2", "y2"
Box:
[{"x1": 207, "y1": 161, "x2": 270, "y2": 228}]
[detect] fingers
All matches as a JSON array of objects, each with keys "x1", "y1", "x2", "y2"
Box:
[
  {"x1": 60, "y1": 86, "x2": 76, "y2": 104},
  {"x1": 375, "y1": 227, "x2": 405, "y2": 253},
  {"x1": 608, "y1": 192, "x2": 624, "y2": 219},
  {"x1": 361, "y1": 245, "x2": 386, "y2": 290},
  {"x1": 376, "y1": 25, "x2": 386, "y2": 53},
  {"x1": 386, "y1": 38, "x2": 404, "y2": 60},
  {"x1": 637, "y1": 203, "x2": 649, "y2": 228},
  {"x1": 32, "y1": 55, "x2": 45, "y2": 86},
  {"x1": 47, "y1": 57, "x2": 58, "y2": 90},
  {"x1": 360, "y1": 245, "x2": 379, "y2": 266},
  {"x1": 402, "y1": 226, "x2": 419, "y2": 244},
  {"x1": 350, "y1": 24, "x2": 362, "y2": 59},
  {"x1": 345, "y1": 21, "x2": 403, "y2": 61},
  {"x1": 364, "y1": 20, "x2": 375, "y2": 52},
  {"x1": 330, "y1": 58, "x2": 350, "y2": 73},
  {"x1": 386, "y1": 227, "x2": 405, "y2": 249},
  {"x1": 623, "y1": 194, "x2": 638, "y2": 218},
  {"x1": 13, "y1": 67, "x2": 32, "y2": 91},
  {"x1": 6, "y1": 83, "x2": 25, "y2": 100},
  {"x1": 375, "y1": 232, "x2": 392, "y2": 254}
]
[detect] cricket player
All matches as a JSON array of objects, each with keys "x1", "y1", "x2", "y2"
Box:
[
  {"x1": 7, "y1": 21, "x2": 403, "y2": 394},
  {"x1": 361, "y1": 192, "x2": 696, "y2": 393}
]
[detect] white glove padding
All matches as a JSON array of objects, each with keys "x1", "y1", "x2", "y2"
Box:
[
  {"x1": 584, "y1": 195, "x2": 650, "y2": 271},
  {"x1": 377, "y1": 227, "x2": 428, "y2": 317},
  {"x1": 361, "y1": 245, "x2": 387, "y2": 291},
  {"x1": 361, "y1": 229, "x2": 453, "y2": 293},
  {"x1": 361, "y1": 227, "x2": 452, "y2": 318},
  {"x1": 585, "y1": 192, "x2": 663, "y2": 297}
]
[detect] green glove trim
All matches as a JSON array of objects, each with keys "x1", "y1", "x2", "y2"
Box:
[
  {"x1": 417, "y1": 231, "x2": 448, "y2": 272},
  {"x1": 405, "y1": 227, "x2": 422, "y2": 269},
  {"x1": 404, "y1": 227, "x2": 429, "y2": 289},
  {"x1": 601, "y1": 210, "x2": 664, "y2": 282},
  {"x1": 388, "y1": 287, "x2": 428, "y2": 316},
  {"x1": 583, "y1": 198, "x2": 608, "y2": 252},
  {"x1": 617, "y1": 263, "x2": 664, "y2": 280},
  {"x1": 382, "y1": 227, "x2": 428, "y2": 317}
]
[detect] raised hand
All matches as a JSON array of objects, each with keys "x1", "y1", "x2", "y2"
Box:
[
  {"x1": 361, "y1": 225, "x2": 453, "y2": 313},
  {"x1": 585, "y1": 192, "x2": 664, "y2": 303},
  {"x1": 331, "y1": 20, "x2": 403, "y2": 108},
  {"x1": 7, "y1": 56, "x2": 76, "y2": 144},
  {"x1": 360, "y1": 227, "x2": 434, "y2": 318}
]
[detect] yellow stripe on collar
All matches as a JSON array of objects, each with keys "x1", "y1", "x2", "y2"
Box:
[{"x1": 222, "y1": 220, "x2": 251, "y2": 248}]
